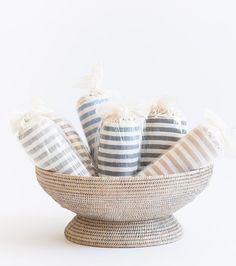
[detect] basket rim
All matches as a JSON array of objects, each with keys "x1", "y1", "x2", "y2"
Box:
[{"x1": 35, "y1": 164, "x2": 213, "y2": 182}]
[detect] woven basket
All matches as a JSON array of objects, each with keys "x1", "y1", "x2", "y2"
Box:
[{"x1": 36, "y1": 165, "x2": 213, "y2": 248}]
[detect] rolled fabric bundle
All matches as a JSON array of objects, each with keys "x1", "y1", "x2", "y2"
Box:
[
  {"x1": 76, "y1": 64, "x2": 110, "y2": 156},
  {"x1": 41, "y1": 112, "x2": 96, "y2": 175},
  {"x1": 137, "y1": 112, "x2": 231, "y2": 176},
  {"x1": 12, "y1": 113, "x2": 91, "y2": 176},
  {"x1": 21, "y1": 100, "x2": 97, "y2": 175},
  {"x1": 139, "y1": 97, "x2": 187, "y2": 170},
  {"x1": 97, "y1": 105, "x2": 144, "y2": 177}
]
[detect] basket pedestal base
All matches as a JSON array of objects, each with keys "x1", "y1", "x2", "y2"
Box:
[{"x1": 64, "y1": 215, "x2": 183, "y2": 248}]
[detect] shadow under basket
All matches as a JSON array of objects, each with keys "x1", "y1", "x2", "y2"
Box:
[{"x1": 36, "y1": 166, "x2": 213, "y2": 248}]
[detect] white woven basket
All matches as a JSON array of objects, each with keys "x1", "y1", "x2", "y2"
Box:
[{"x1": 36, "y1": 165, "x2": 213, "y2": 248}]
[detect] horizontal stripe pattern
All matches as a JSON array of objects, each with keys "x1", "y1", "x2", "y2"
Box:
[
  {"x1": 139, "y1": 117, "x2": 187, "y2": 170},
  {"x1": 77, "y1": 97, "x2": 109, "y2": 156},
  {"x1": 138, "y1": 125, "x2": 219, "y2": 176},
  {"x1": 98, "y1": 121, "x2": 142, "y2": 177},
  {"x1": 50, "y1": 116, "x2": 96, "y2": 175},
  {"x1": 18, "y1": 117, "x2": 91, "y2": 176}
]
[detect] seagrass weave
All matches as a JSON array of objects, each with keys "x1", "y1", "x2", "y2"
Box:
[
  {"x1": 36, "y1": 165, "x2": 213, "y2": 247},
  {"x1": 64, "y1": 215, "x2": 183, "y2": 248}
]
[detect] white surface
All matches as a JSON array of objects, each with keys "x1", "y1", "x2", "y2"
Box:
[{"x1": 0, "y1": 1, "x2": 236, "y2": 265}]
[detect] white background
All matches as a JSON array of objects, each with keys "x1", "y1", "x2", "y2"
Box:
[{"x1": 0, "y1": 0, "x2": 236, "y2": 265}]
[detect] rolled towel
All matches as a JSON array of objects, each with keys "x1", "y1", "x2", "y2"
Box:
[
  {"x1": 76, "y1": 64, "x2": 110, "y2": 156},
  {"x1": 97, "y1": 104, "x2": 144, "y2": 177},
  {"x1": 40, "y1": 112, "x2": 96, "y2": 175},
  {"x1": 20, "y1": 100, "x2": 97, "y2": 175},
  {"x1": 12, "y1": 113, "x2": 91, "y2": 176},
  {"x1": 139, "y1": 97, "x2": 187, "y2": 170},
  {"x1": 137, "y1": 111, "x2": 232, "y2": 176}
]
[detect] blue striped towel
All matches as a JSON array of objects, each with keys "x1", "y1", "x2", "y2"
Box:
[
  {"x1": 97, "y1": 120, "x2": 143, "y2": 177},
  {"x1": 139, "y1": 116, "x2": 187, "y2": 170},
  {"x1": 17, "y1": 116, "x2": 91, "y2": 176},
  {"x1": 77, "y1": 96, "x2": 109, "y2": 157}
]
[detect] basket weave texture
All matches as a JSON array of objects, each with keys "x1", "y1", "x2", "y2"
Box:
[{"x1": 36, "y1": 165, "x2": 213, "y2": 247}]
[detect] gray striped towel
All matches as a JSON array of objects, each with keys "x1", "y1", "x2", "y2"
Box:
[
  {"x1": 139, "y1": 116, "x2": 187, "y2": 170},
  {"x1": 77, "y1": 95, "x2": 109, "y2": 156},
  {"x1": 97, "y1": 120, "x2": 143, "y2": 177},
  {"x1": 17, "y1": 116, "x2": 91, "y2": 176},
  {"x1": 137, "y1": 125, "x2": 221, "y2": 176},
  {"x1": 76, "y1": 64, "x2": 110, "y2": 158},
  {"x1": 47, "y1": 115, "x2": 96, "y2": 175}
]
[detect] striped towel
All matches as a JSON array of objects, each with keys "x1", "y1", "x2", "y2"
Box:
[
  {"x1": 76, "y1": 63, "x2": 110, "y2": 157},
  {"x1": 137, "y1": 125, "x2": 221, "y2": 176},
  {"x1": 139, "y1": 117, "x2": 187, "y2": 170},
  {"x1": 17, "y1": 116, "x2": 91, "y2": 176},
  {"x1": 97, "y1": 120, "x2": 143, "y2": 177},
  {"x1": 77, "y1": 96, "x2": 109, "y2": 156},
  {"x1": 49, "y1": 115, "x2": 96, "y2": 175}
]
